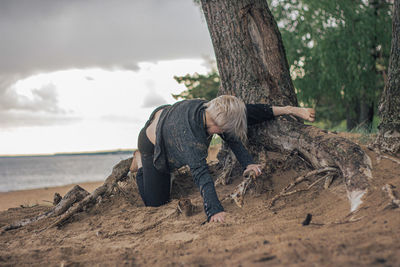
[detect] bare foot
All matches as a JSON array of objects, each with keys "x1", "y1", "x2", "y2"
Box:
[
  {"x1": 129, "y1": 150, "x2": 142, "y2": 172},
  {"x1": 292, "y1": 107, "x2": 315, "y2": 122}
]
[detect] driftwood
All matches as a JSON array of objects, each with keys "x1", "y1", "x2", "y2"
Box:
[
  {"x1": 49, "y1": 157, "x2": 132, "y2": 228},
  {"x1": 2, "y1": 185, "x2": 89, "y2": 231},
  {"x1": 2, "y1": 157, "x2": 132, "y2": 232},
  {"x1": 268, "y1": 167, "x2": 338, "y2": 208}
]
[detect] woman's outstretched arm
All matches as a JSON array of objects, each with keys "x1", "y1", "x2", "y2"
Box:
[
  {"x1": 271, "y1": 106, "x2": 315, "y2": 122},
  {"x1": 246, "y1": 104, "x2": 315, "y2": 126}
]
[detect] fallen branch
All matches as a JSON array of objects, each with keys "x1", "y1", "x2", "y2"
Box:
[
  {"x1": 2, "y1": 185, "x2": 89, "y2": 232},
  {"x1": 49, "y1": 157, "x2": 132, "y2": 228},
  {"x1": 268, "y1": 167, "x2": 338, "y2": 208},
  {"x1": 382, "y1": 184, "x2": 400, "y2": 209},
  {"x1": 2, "y1": 157, "x2": 132, "y2": 233}
]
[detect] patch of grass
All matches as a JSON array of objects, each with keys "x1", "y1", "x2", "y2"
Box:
[
  {"x1": 306, "y1": 116, "x2": 379, "y2": 145},
  {"x1": 210, "y1": 135, "x2": 222, "y2": 146}
]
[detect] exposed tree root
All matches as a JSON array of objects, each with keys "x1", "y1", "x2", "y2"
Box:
[
  {"x1": 380, "y1": 155, "x2": 400, "y2": 165},
  {"x1": 215, "y1": 150, "x2": 236, "y2": 186},
  {"x1": 2, "y1": 157, "x2": 133, "y2": 232},
  {"x1": 230, "y1": 170, "x2": 257, "y2": 208},
  {"x1": 369, "y1": 146, "x2": 400, "y2": 165},
  {"x1": 267, "y1": 167, "x2": 338, "y2": 208},
  {"x1": 382, "y1": 184, "x2": 400, "y2": 209},
  {"x1": 370, "y1": 131, "x2": 400, "y2": 158},
  {"x1": 250, "y1": 120, "x2": 374, "y2": 212}
]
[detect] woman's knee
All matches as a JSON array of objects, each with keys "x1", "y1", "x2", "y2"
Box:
[{"x1": 145, "y1": 196, "x2": 170, "y2": 207}]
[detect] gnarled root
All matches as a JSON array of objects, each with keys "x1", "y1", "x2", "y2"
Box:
[
  {"x1": 230, "y1": 170, "x2": 257, "y2": 208},
  {"x1": 267, "y1": 167, "x2": 338, "y2": 208},
  {"x1": 371, "y1": 147, "x2": 400, "y2": 165},
  {"x1": 254, "y1": 120, "x2": 373, "y2": 212},
  {"x1": 382, "y1": 184, "x2": 400, "y2": 209},
  {"x1": 215, "y1": 150, "x2": 236, "y2": 186}
]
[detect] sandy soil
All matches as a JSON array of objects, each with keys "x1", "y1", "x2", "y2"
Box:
[{"x1": 1, "y1": 139, "x2": 399, "y2": 266}]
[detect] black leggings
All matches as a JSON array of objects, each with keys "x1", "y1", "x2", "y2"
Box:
[
  {"x1": 136, "y1": 103, "x2": 274, "y2": 206},
  {"x1": 136, "y1": 127, "x2": 171, "y2": 206}
]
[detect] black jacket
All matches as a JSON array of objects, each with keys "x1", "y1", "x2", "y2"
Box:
[{"x1": 152, "y1": 99, "x2": 254, "y2": 219}]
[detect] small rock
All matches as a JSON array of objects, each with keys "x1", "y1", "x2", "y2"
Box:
[{"x1": 302, "y1": 213, "x2": 312, "y2": 226}]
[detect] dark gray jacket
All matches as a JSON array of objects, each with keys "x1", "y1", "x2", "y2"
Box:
[{"x1": 153, "y1": 99, "x2": 254, "y2": 219}]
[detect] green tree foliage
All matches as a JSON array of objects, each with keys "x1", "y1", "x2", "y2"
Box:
[
  {"x1": 172, "y1": 68, "x2": 220, "y2": 101},
  {"x1": 269, "y1": 0, "x2": 392, "y2": 130},
  {"x1": 181, "y1": 0, "x2": 391, "y2": 131}
]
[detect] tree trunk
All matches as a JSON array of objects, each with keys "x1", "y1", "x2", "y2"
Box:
[
  {"x1": 374, "y1": 0, "x2": 400, "y2": 156},
  {"x1": 359, "y1": 98, "x2": 374, "y2": 131},
  {"x1": 201, "y1": 0, "x2": 373, "y2": 211},
  {"x1": 346, "y1": 96, "x2": 360, "y2": 131}
]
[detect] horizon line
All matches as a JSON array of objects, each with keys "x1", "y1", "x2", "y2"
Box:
[{"x1": 0, "y1": 148, "x2": 136, "y2": 158}]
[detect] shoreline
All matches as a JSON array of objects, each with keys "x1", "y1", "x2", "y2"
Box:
[
  {"x1": 0, "y1": 181, "x2": 104, "y2": 211},
  {"x1": 0, "y1": 144, "x2": 221, "y2": 212}
]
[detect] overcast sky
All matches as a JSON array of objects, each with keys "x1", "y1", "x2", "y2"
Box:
[{"x1": 0, "y1": 0, "x2": 215, "y2": 155}]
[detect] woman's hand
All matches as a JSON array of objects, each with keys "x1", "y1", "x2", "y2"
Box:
[
  {"x1": 209, "y1": 211, "x2": 226, "y2": 223},
  {"x1": 243, "y1": 164, "x2": 262, "y2": 177}
]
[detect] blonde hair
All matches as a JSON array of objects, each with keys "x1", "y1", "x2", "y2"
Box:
[{"x1": 204, "y1": 95, "x2": 247, "y2": 142}]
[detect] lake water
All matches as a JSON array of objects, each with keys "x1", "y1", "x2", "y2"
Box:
[{"x1": 0, "y1": 152, "x2": 132, "y2": 192}]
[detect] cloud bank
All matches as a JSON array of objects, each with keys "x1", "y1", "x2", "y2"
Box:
[{"x1": 0, "y1": 0, "x2": 213, "y2": 127}]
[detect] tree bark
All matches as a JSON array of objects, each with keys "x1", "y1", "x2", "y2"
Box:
[
  {"x1": 374, "y1": 0, "x2": 400, "y2": 156},
  {"x1": 201, "y1": 0, "x2": 373, "y2": 211}
]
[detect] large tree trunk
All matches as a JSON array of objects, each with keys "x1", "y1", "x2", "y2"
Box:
[
  {"x1": 201, "y1": 0, "x2": 373, "y2": 211},
  {"x1": 374, "y1": 0, "x2": 400, "y2": 156}
]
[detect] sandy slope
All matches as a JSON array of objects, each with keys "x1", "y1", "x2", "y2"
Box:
[{"x1": 1, "y1": 141, "x2": 399, "y2": 266}]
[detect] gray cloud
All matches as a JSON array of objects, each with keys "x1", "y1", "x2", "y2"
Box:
[
  {"x1": 0, "y1": 111, "x2": 80, "y2": 128},
  {"x1": 0, "y1": 0, "x2": 214, "y2": 127},
  {"x1": 0, "y1": 83, "x2": 64, "y2": 113},
  {"x1": 0, "y1": 82, "x2": 73, "y2": 127},
  {"x1": 0, "y1": 0, "x2": 213, "y2": 75}
]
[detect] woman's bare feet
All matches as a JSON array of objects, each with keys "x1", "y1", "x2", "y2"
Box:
[
  {"x1": 291, "y1": 107, "x2": 316, "y2": 122},
  {"x1": 129, "y1": 150, "x2": 142, "y2": 172}
]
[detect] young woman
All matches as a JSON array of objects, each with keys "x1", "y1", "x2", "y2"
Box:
[{"x1": 130, "y1": 95, "x2": 315, "y2": 223}]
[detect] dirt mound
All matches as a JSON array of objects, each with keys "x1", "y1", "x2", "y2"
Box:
[{"x1": 1, "y1": 140, "x2": 400, "y2": 266}]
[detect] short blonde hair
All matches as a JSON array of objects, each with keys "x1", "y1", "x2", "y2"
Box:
[{"x1": 204, "y1": 95, "x2": 247, "y2": 142}]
